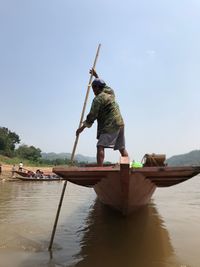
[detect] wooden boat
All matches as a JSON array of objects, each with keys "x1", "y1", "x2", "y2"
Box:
[
  {"x1": 53, "y1": 156, "x2": 200, "y2": 215},
  {"x1": 15, "y1": 170, "x2": 62, "y2": 181},
  {"x1": 17, "y1": 176, "x2": 62, "y2": 181},
  {"x1": 15, "y1": 170, "x2": 34, "y2": 177}
]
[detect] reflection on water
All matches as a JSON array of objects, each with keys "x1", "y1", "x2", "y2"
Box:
[
  {"x1": 1, "y1": 176, "x2": 200, "y2": 267},
  {"x1": 74, "y1": 200, "x2": 177, "y2": 267}
]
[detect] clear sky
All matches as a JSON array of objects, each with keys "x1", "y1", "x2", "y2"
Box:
[{"x1": 1, "y1": 0, "x2": 200, "y2": 162}]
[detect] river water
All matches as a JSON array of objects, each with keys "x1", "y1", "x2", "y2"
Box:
[{"x1": 0, "y1": 174, "x2": 200, "y2": 267}]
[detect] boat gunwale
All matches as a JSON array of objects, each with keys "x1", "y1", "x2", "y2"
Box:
[{"x1": 53, "y1": 165, "x2": 200, "y2": 175}]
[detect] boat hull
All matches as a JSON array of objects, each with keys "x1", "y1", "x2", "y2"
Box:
[
  {"x1": 15, "y1": 170, "x2": 62, "y2": 181},
  {"x1": 53, "y1": 157, "x2": 200, "y2": 215},
  {"x1": 94, "y1": 172, "x2": 156, "y2": 215},
  {"x1": 15, "y1": 170, "x2": 30, "y2": 177},
  {"x1": 17, "y1": 177, "x2": 63, "y2": 181}
]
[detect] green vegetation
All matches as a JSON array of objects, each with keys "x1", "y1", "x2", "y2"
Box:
[
  {"x1": 0, "y1": 126, "x2": 44, "y2": 165},
  {"x1": 0, "y1": 127, "x2": 20, "y2": 157},
  {"x1": 15, "y1": 144, "x2": 41, "y2": 161},
  {"x1": 0, "y1": 154, "x2": 42, "y2": 166},
  {"x1": 0, "y1": 126, "x2": 93, "y2": 166},
  {"x1": 0, "y1": 154, "x2": 76, "y2": 167}
]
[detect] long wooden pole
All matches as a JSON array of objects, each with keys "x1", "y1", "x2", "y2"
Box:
[
  {"x1": 71, "y1": 44, "x2": 101, "y2": 161},
  {"x1": 48, "y1": 44, "x2": 101, "y2": 251}
]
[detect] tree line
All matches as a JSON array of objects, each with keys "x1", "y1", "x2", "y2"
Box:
[{"x1": 0, "y1": 127, "x2": 74, "y2": 165}]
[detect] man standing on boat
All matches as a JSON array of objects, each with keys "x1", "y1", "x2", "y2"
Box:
[{"x1": 76, "y1": 69, "x2": 128, "y2": 166}]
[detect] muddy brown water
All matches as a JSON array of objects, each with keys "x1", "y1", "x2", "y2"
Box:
[{"x1": 0, "y1": 174, "x2": 200, "y2": 267}]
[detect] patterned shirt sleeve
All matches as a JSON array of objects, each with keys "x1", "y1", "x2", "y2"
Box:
[{"x1": 83, "y1": 97, "x2": 102, "y2": 128}]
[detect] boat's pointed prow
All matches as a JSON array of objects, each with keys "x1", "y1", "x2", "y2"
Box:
[{"x1": 53, "y1": 157, "x2": 200, "y2": 214}]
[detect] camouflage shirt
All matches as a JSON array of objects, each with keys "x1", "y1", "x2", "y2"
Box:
[{"x1": 83, "y1": 86, "x2": 124, "y2": 139}]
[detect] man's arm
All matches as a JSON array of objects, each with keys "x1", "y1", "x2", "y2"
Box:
[
  {"x1": 76, "y1": 69, "x2": 102, "y2": 136},
  {"x1": 76, "y1": 97, "x2": 101, "y2": 136},
  {"x1": 76, "y1": 125, "x2": 86, "y2": 136}
]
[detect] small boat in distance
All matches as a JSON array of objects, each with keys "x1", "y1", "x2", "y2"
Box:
[
  {"x1": 17, "y1": 176, "x2": 62, "y2": 181},
  {"x1": 53, "y1": 156, "x2": 200, "y2": 215},
  {"x1": 15, "y1": 170, "x2": 34, "y2": 178},
  {"x1": 15, "y1": 169, "x2": 62, "y2": 181}
]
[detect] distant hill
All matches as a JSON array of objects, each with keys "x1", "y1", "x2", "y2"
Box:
[
  {"x1": 41, "y1": 152, "x2": 96, "y2": 163},
  {"x1": 41, "y1": 150, "x2": 200, "y2": 166},
  {"x1": 166, "y1": 150, "x2": 200, "y2": 166}
]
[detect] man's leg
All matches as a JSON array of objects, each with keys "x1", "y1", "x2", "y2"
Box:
[
  {"x1": 114, "y1": 127, "x2": 128, "y2": 157},
  {"x1": 119, "y1": 148, "x2": 128, "y2": 157},
  {"x1": 97, "y1": 145, "x2": 105, "y2": 166}
]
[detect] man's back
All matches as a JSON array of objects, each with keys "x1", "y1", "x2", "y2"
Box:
[{"x1": 91, "y1": 87, "x2": 124, "y2": 138}]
